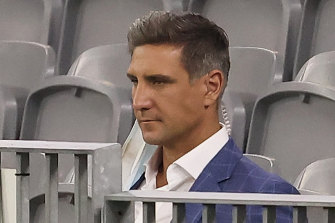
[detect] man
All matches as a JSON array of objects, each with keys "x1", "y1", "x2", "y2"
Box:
[{"x1": 125, "y1": 11, "x2": 299, "y2": 222}]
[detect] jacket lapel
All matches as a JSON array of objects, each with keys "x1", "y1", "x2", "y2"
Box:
[
  {"x1": 130, "y1": 138, "x2": 244, "y2": 222},
  {"x1": 186, "y1": 138, "x2": 243, "y2": 222}
]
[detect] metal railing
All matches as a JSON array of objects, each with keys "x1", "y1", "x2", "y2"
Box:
[
  {"x1": 2, "y1": 140, "x2": 335, "y2": 223},
  {"x1": 104, "y1": 190, "x2": 335, "y2": 223},
  {"x1": 0, "y1": 140, "x2": 121, "y2": 223}
]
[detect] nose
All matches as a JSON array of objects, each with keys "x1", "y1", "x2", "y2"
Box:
[{"x1": 132, "y1": 83, "x2": 153, "y2": 111}]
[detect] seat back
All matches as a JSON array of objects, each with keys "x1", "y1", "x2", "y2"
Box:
[
  {"x1": 294, "y1": 0, "x2": 335, "y2": 77},
  {"x1": 294, "y1": 158, "x2": 335, "y2": 223},
  {"x1": 295, "y1": 51, "x2": 335, "y2": 90},
  {"x1": 0, "y1": 0, "x2": 47, "y2": 43},
  {"x1": 224, "y1": 47, "x2": 282, "y2": 149},
  {"x1": 0, "y1": 41, "x2": 55, "y2": 168},
  {"x1": 246, "y1": 52, "x2": 335, "y2": 182},
  {"x1": 58, "y1": 0, "x2": 164, "y2": 74},
  {"x1": 19, "y1": 77, "x2": 132, "y2": 222},
  {"x1": 20, "y1": 76, "x2": 133, "y2": 180},
  {"x1": 0, "y1": 0, "x2": 64, "y2": 53},
  {"x1": 68, "y1": 43, "x2": 131, "y2": 88},
  {"x1": 0, "y1": 41, "x2": 55, "y2": 90},
  {"x1": 294, "y1": 158, "x2": 335, "y2": 195},
  {"x1": 189, "y1": 0, "x2": 302, "y2": 80}
]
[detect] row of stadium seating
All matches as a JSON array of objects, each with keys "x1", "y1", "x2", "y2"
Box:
[
  {"x1": 1, "y1": 39, "x2": 335, "y2": 222},
  {"x1": 1, "y1": 0, "x2": 335, "y2": 222},
  {"x1": 1, "y1": 0, "x2": 334, "y2": 78}
]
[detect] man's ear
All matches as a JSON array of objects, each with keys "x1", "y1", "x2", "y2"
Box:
[{"x1": 204, "y1": 70, "x2": 225, "y2": 107}]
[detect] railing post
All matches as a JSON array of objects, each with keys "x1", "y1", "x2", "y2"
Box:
[
  {"x1": 74, "y1": 154, "x2": 88, "y2": 223},
  {"x1": 172, "y1": 203, "x2": 185, "y2": 223},
  {"x1": 16, "y1": 152, "x2": 30, "y2": 223},
  {"x1": 293, "y1": 206, "x2": 306, "y2": 223},
  {"x1": 263, "y1": 205, "x2": 276, "y2": 223},
  {"x1": 202, "y1": 204, "x2": 216, "y2": 223},
  {"x1": 232, "y1": 205, "x2": 246, "y2": 223},
  {"x1": 45, "y1": 154, "x2": 58, "y2": 223},
  {"x1": 143, "y1": 202, "x2": 155, "y2": 223},
  {"x1": 323, "y1": 207, "x2": 335, "y2": 223}
]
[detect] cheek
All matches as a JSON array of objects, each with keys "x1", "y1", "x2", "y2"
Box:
[{"x1": 155, "y1": 84, "x2": 205, "y2": 117}]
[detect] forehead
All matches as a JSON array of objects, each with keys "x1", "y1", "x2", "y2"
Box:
[{"x1": 128, "y1": 44, "x2": 186, "y2": 75}]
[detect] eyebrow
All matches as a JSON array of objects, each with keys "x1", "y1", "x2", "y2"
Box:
[
  {"x1": 127, "y1": 73, "x2": 177, "y2": 83},
  {"x1": 145, "y1": 74, "x2": 177, "y2": 83},
  {"x1": 126, "y1": 73, "x2": 137, "y2": 80}
]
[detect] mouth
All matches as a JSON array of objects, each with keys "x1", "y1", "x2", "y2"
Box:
[{"x1": 138, "y1": 119, "x2": 159, "y2": 124}]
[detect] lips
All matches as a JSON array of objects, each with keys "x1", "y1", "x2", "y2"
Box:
[
  {"x1": 137, "y1": 117, "x2": 161, "y2": 124},
  {"x1": 138, "y1": 119, "x2": 157, "y2": 123}
]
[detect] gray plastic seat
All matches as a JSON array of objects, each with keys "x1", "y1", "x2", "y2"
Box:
[
  {"x1": 246, "y1": 51, "x2": 335, "y2": 183},
  {"x1": 220, "y1": 88, "x2": 246, "y2": 149},
  {"x1": 0, "y1": 0, "x2": 64, "y2": 56},
  {"x1": 293, "y1": 158, "x2": 335, "y2": 223},
  {"x1": 20, "y1": 76, "x2": 131, "y2": 223},
  {"x1": 0, "y1": 0, "x2": 47, "y2": 43},
  {"x1": 0, "y1": 41, "x2": 55, "y2": 90},
  {"x1": 189, "y1": 0, "x2": 302, "y2": 81},
  {"x1": 68, "y1": 43, "x2": 131, "y2": 88},
  {"x1": 222, "y1": 47, "x2": 283, "y2": 149},
  {"x1": 295, "y1": 51, "x2": 335, "y2": 90},
  {"x1": 294, "y1": 158, "x2": 335, "y2": 195},
  {"x1": 58, "y1": 0, "x2": 165, "y2": 74},
  {"x1": 0, "y1": 41, "x2": 55, "y2": 167},
  {"x1": 20, "y1": 44, "x2": 134, "y2": 222},
  {"x1": 20, "y1": 76, "x2": 133, "y2": 180},
  {"x1": 294, "y1": 0, "x2": 335, "y2": 77}
]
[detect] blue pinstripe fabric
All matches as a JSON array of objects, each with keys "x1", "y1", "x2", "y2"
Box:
[{"x1": 131, "y1": 138, "x2": 300, "y2": 222}]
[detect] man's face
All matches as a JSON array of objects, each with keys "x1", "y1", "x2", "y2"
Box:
[{"x1": 127, "y1": 44, "x2": 208, "y2": 147}]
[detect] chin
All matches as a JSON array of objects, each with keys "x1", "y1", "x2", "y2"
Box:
[{"x1": 142, "y1": 133, "x2": 163, "y2": 146}]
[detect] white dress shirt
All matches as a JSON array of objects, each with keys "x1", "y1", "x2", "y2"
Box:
[{"x1": 134, "y1": 124, "x2": 229, "y2": 223}]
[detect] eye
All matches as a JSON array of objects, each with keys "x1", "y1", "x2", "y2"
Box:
[
  {"x1": 130, "y1": 78, "x2": 138, "y2": 86},
  {"x1": 152, "y1": 80, "x2": 165, "y2": 85}
]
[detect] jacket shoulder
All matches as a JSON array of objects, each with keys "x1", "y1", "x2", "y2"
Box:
[{"x1": 227, "y1": 155, "x2": 299, "y2": 194}]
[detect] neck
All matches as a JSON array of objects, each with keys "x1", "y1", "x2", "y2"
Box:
[{"x1": 161, "y1": 119, "x2": 221, "y2": 175}]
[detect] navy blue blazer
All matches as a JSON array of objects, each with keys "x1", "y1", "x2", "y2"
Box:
[{"x1": 131, "y1": 138, "x2": 300, "y2": 222}]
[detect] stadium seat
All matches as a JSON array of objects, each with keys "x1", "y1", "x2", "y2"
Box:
[
  {"x1": 228, "y1": 47, "x2": 283, "y2": 149},
  {"x1": 0, "y1": 41, "x2": 55, "y2": 167},
  {"x1": 0, "y1": 0, "x2": 47, "y2": 43},
  {"x1": 294, "y1": 158, "x2": 335, "y2": 195},
  {"x1": 67, "y1": 43, "x2": 131, "y2": 88},
  {"x1": 20, "y1": 77, "x2": 133, "y2": 180},
  {"x1": 220, "y1": 88, "x2": 246, "y2": 149},
  {"x1": 0, "y1": 40, "x2": 55, "y2": 223},
  {"x1": 57, "y1": 0, "x2": 164, "y2": 74},
  {"x1": 295, "y1": 51, "x2": 335, "y2": 90},
  {"x1": 19, "y1": 43, "x2": 133, "y2": 222},
  {"x1": 19, "y1": 76, "x2": 131, "y2": 222},
  {"x1": 188, "y1": 0, "x2": 302, "y2": 81},
  {"x1": 246, "y1": 51, "x2": 335, "y2": 183},
  {"x1": 294, "y1": 0, "x2": 335, "y2": 77},
  {"x1": 0, "y1": 0, "x2": 64, "y2": 54},
  {"x1": 294, "y1": 158, "x2": 335, "y2": 223}
]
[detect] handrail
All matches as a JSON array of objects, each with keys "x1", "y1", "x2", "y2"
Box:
[
  {"x1": 0, "y1": 140, "x2": 121, "y2": 223},
  {"x1": 104, "y1": 190, "x2": 335, "y2": 222}
]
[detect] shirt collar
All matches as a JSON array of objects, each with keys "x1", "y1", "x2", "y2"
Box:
[
  {"x1": 174, "y1": 124, "x2": 229, "y2": 179},
  {"x1": 143, "y1": 123, "x2": 229, "y2": 184}
]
